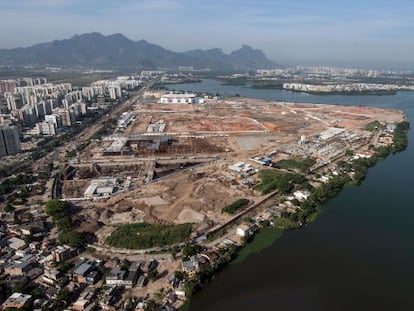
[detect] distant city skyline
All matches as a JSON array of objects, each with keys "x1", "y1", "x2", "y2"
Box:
[{"x1": 1, "y1": 0, "x2": 414, "y2": 69}]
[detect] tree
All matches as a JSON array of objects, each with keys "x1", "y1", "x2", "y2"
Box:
[
  {"x1": 174, "y1": 270, "x2": 187, "y2": 281},
  {"x1": 57, "y1": 276, "x2": 69, "y2": 288},
  {"x1": 13, "y1": 215, "x2": 21, "y2": 225},
  {"x1": 47, "y1": 162, "x2": 54, "y2": 172},
  {"x1": 345, "y1": 149, "x2": 354, "y2": 156},
  {"x1": 278, "y1": 178, "x2": 293, "y2": 194},
  {"x1": 106, "y1": 223, "x2": 192, "y2": 249},
  {"x1": 12, "y1": 278, "x2": 30, "y2": 293},
  {"x1": 124, "y1": 299, "x2": 137, "y2": 311},
  {"x1": 56, "y1": 216, "x2": 71, "y2": 231},
  {"x1": 58, "y1": 229, "x2": 86, "y2": 248},
  {"x1": 221, "y1": 199, "x2": 249, "y2": 214},
  {"x1": 120, "y1": 258, "x2": 131, "y2": 270},
  {"x1": 197, "y1": 264, "x2": 215, "y2": 283},
  {"x1": 30, "y1": 287, "x2": 43, "y2": 299},
  {"x1": 45, "y1": 199, "x2": 68, "y2": 219},
  {"x1": 56, "y1": 288, "x2": 72, "y2": 304},
  {"x1": 148, "y1": 269, "x2": 159, "y2": 281},
  {"x1": 57, "y1": 261, "x2": 74, "y2": 273},
  {"x1": 182, "y1": 244, "x2": 203, "y2": 258},
  {"x1": 4, "y1": 202, "x2": 15, "y2": 213},
  {"x1": 170, "y1": 245, "x2": 180, "y2": 259}
]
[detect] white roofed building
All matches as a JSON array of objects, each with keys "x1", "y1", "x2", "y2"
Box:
[
  {"x1": 84, "y1": 177, "x2": 118, "y2": 198},
  {"x1": 160, "y1": 93, "x2": 204, "y2": 104}
]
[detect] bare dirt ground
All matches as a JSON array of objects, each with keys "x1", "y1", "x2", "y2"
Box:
[
  {"x1": 70, "y1": 97, "x2": 405, "y2": 242},
  {"x1": 87, "y1": 160, "x2": 256, "y2": 244}
]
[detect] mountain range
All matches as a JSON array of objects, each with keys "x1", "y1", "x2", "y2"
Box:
[{"x1": 0, "y1": 33, "x2": 279, "y2": 71}]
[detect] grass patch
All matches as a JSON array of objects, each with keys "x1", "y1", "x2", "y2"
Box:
[
  {"x1": 276, "y1": 157, "x2": 316, "y2": 173},
  {"x1": 254, "y1": 169, "x2": 306, "y2": 194},
  {"x1": 273, "y1": 217, "x2": 300, "y2": 229},
  {"x1": 232, "y1": 227, "x2": 283, "y2": 264},
  {"x1": 106, "y1": 223, "x2": 192, "y2": 249},
  {"x1": 222, "y1": 198, "x2": 250, "y2": 214},
  {"x1": 364, "y1": 120, "x2": 384, "y2": 131},
  {"x1": 177, "y1": 296, "x2": 192, "y2": 311}
]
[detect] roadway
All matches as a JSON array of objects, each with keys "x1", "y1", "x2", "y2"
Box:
[
  {"x1": 62, "y1": 78, "x2": 159, "y2": 156},
  {"x1": 48, "y1": 78, "x2": 159, "y2": 199}
]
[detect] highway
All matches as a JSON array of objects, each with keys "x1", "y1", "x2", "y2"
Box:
[
  {"x1": 47, "y1": 78, "x2": 159, "y2": 198},
  {"x1": 62, "y1": 78, "x2": 159, "y2": 155}
]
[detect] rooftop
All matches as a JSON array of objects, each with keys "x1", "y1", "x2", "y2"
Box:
[
  {"x1": 6, "y1": 237, "x2": 26, "y2": 250},
  {"x1": 161, "y1": 93, "x2": 196, "y2": 98},
  {"x1": 73, "y1": 262, "x2": 93, "y2": 276},
  {"x1": 2, "y1": 292, "x2": 32, "y2": 306}
]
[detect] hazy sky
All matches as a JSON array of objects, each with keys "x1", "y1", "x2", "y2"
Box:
[{"x1": 1, "y1": 0, "x2": 414, "y2": 68}]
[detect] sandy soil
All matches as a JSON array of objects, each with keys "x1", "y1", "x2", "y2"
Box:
[{"x1": 70, "y1": 97, "x2": 405, "y2": 241}]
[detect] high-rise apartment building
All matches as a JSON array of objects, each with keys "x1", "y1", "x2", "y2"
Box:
[{"x1": 0, "y1": 126, "x2": 21, "y2": 157}]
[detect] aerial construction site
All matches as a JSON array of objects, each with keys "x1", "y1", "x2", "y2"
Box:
[{"x1": 60, "y1": 96, "x2": 405, "y2": 245}]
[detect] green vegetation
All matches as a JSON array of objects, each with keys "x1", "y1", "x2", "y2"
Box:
[
  {"x1": 251, "y1": 81, "x2": 284, "y2": 89},
  {"x1": 56, "y1": 261, "x2": 74, "y2": 273},
  {"x1": 4, "y1": 202, "x2": 15, "y2": 213},
  {"x1": 56, "y1": 288, "x2": 73, "y2": 305},
  {"x1": 148, "y1": 268, "x2": 159, "y2": 281},
  {"x1": 182, "y1": 244, "x2": 203, "y2": 258},
  {"x1": 11, "y1": 278, "x2": 30, "y2": 293},
  {"x1": 351, "y1": 157, "x2": 375, "y2": 184},
  {"x1": 181, "y1": 120, "x2": 411, "y2": 309},
  {"x1": 365, "y1": 120, "x2": 384, "y2": 131},
  {"x1": 272, "y1": 217, "x2": 300, "y2": 229},
  {"x1": 0, "y1": 161, "x2": 31, "y2": 179},
  {"x1": 91, "y1": 117, "x2": 117, "y2": 140},
  {"x1": 276, "y1": 157, "x2": 316, "y2": 173},
  {"x1": 291, "y1": 174, "x2": 352, "y2": 225},
  {"x1": 30, "y1": 100, "x2": 119, "y2": 161},
  {"x1": 0, "y1": 173, "x2": 36, "y2": 195},
  {"x1": 45, "y1": 199, "x2": 86, "y2": 248},
  {"x1": 345, "y1": 149, "x2": 354, "y2": 156},
  {"x1": 31, "y1": 134, "x2": 66, "y2": 161},
  {"x1": 254, "y1": 169, "x2": 306, "y2": 194},
  {"x1": 58, "y1": 229, "x2": 86, "y2": 249},
  {"x1": 289, "y1": 121, "x2": 409, "y2": 225},
  {"x1": 183, "y1": 245, "x2": 239, "y2": 297},
  {"x1": 106, "y1": 223, "x2": 192, "y2": 249},
  {"x1": 45, "y1": 199, "x2": 68, "y2": 219},
  {"x1": 232, "y1": 227, "x2": 283, "y2": 264},
  {"x1": 206, "y1": 228, "x2": 228, "y2": 242},
  {"x1": 222, "y1": 198, "x2": 250, "y2": 214},
  {"x1": 392, "y1": 121, "x2": 410, "y2": 152}
]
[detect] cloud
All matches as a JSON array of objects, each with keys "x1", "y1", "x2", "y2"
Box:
[{"x1": 0, "y1": 0, "x2": 413, "y2": 66}]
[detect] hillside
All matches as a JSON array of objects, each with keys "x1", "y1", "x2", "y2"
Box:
[{"x1": 0, "y1": 33, "x2": 280, "y2": 71}]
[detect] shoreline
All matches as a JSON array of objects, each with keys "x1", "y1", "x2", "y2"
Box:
[
  {"x1": 177, "y1": 120, "x2": 410, "y2": 310},
  {"x1": 62, "y1": 88, "x2": 409, "y2": 310},
  {"x1": 163, "y1": 79, "x2": 412, "y2": 96},
  {"x1": 280, "y1": 88, "x2": 399, "y2": 96}
]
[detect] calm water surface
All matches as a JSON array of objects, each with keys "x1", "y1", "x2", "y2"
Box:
[{"x1": 169, "y1": 80, "x2": 414, "y2": 311}]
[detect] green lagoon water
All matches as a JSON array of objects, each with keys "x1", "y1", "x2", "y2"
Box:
[{"x1": 169, "y1": 80, "x2": 414, "y2": 311}]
